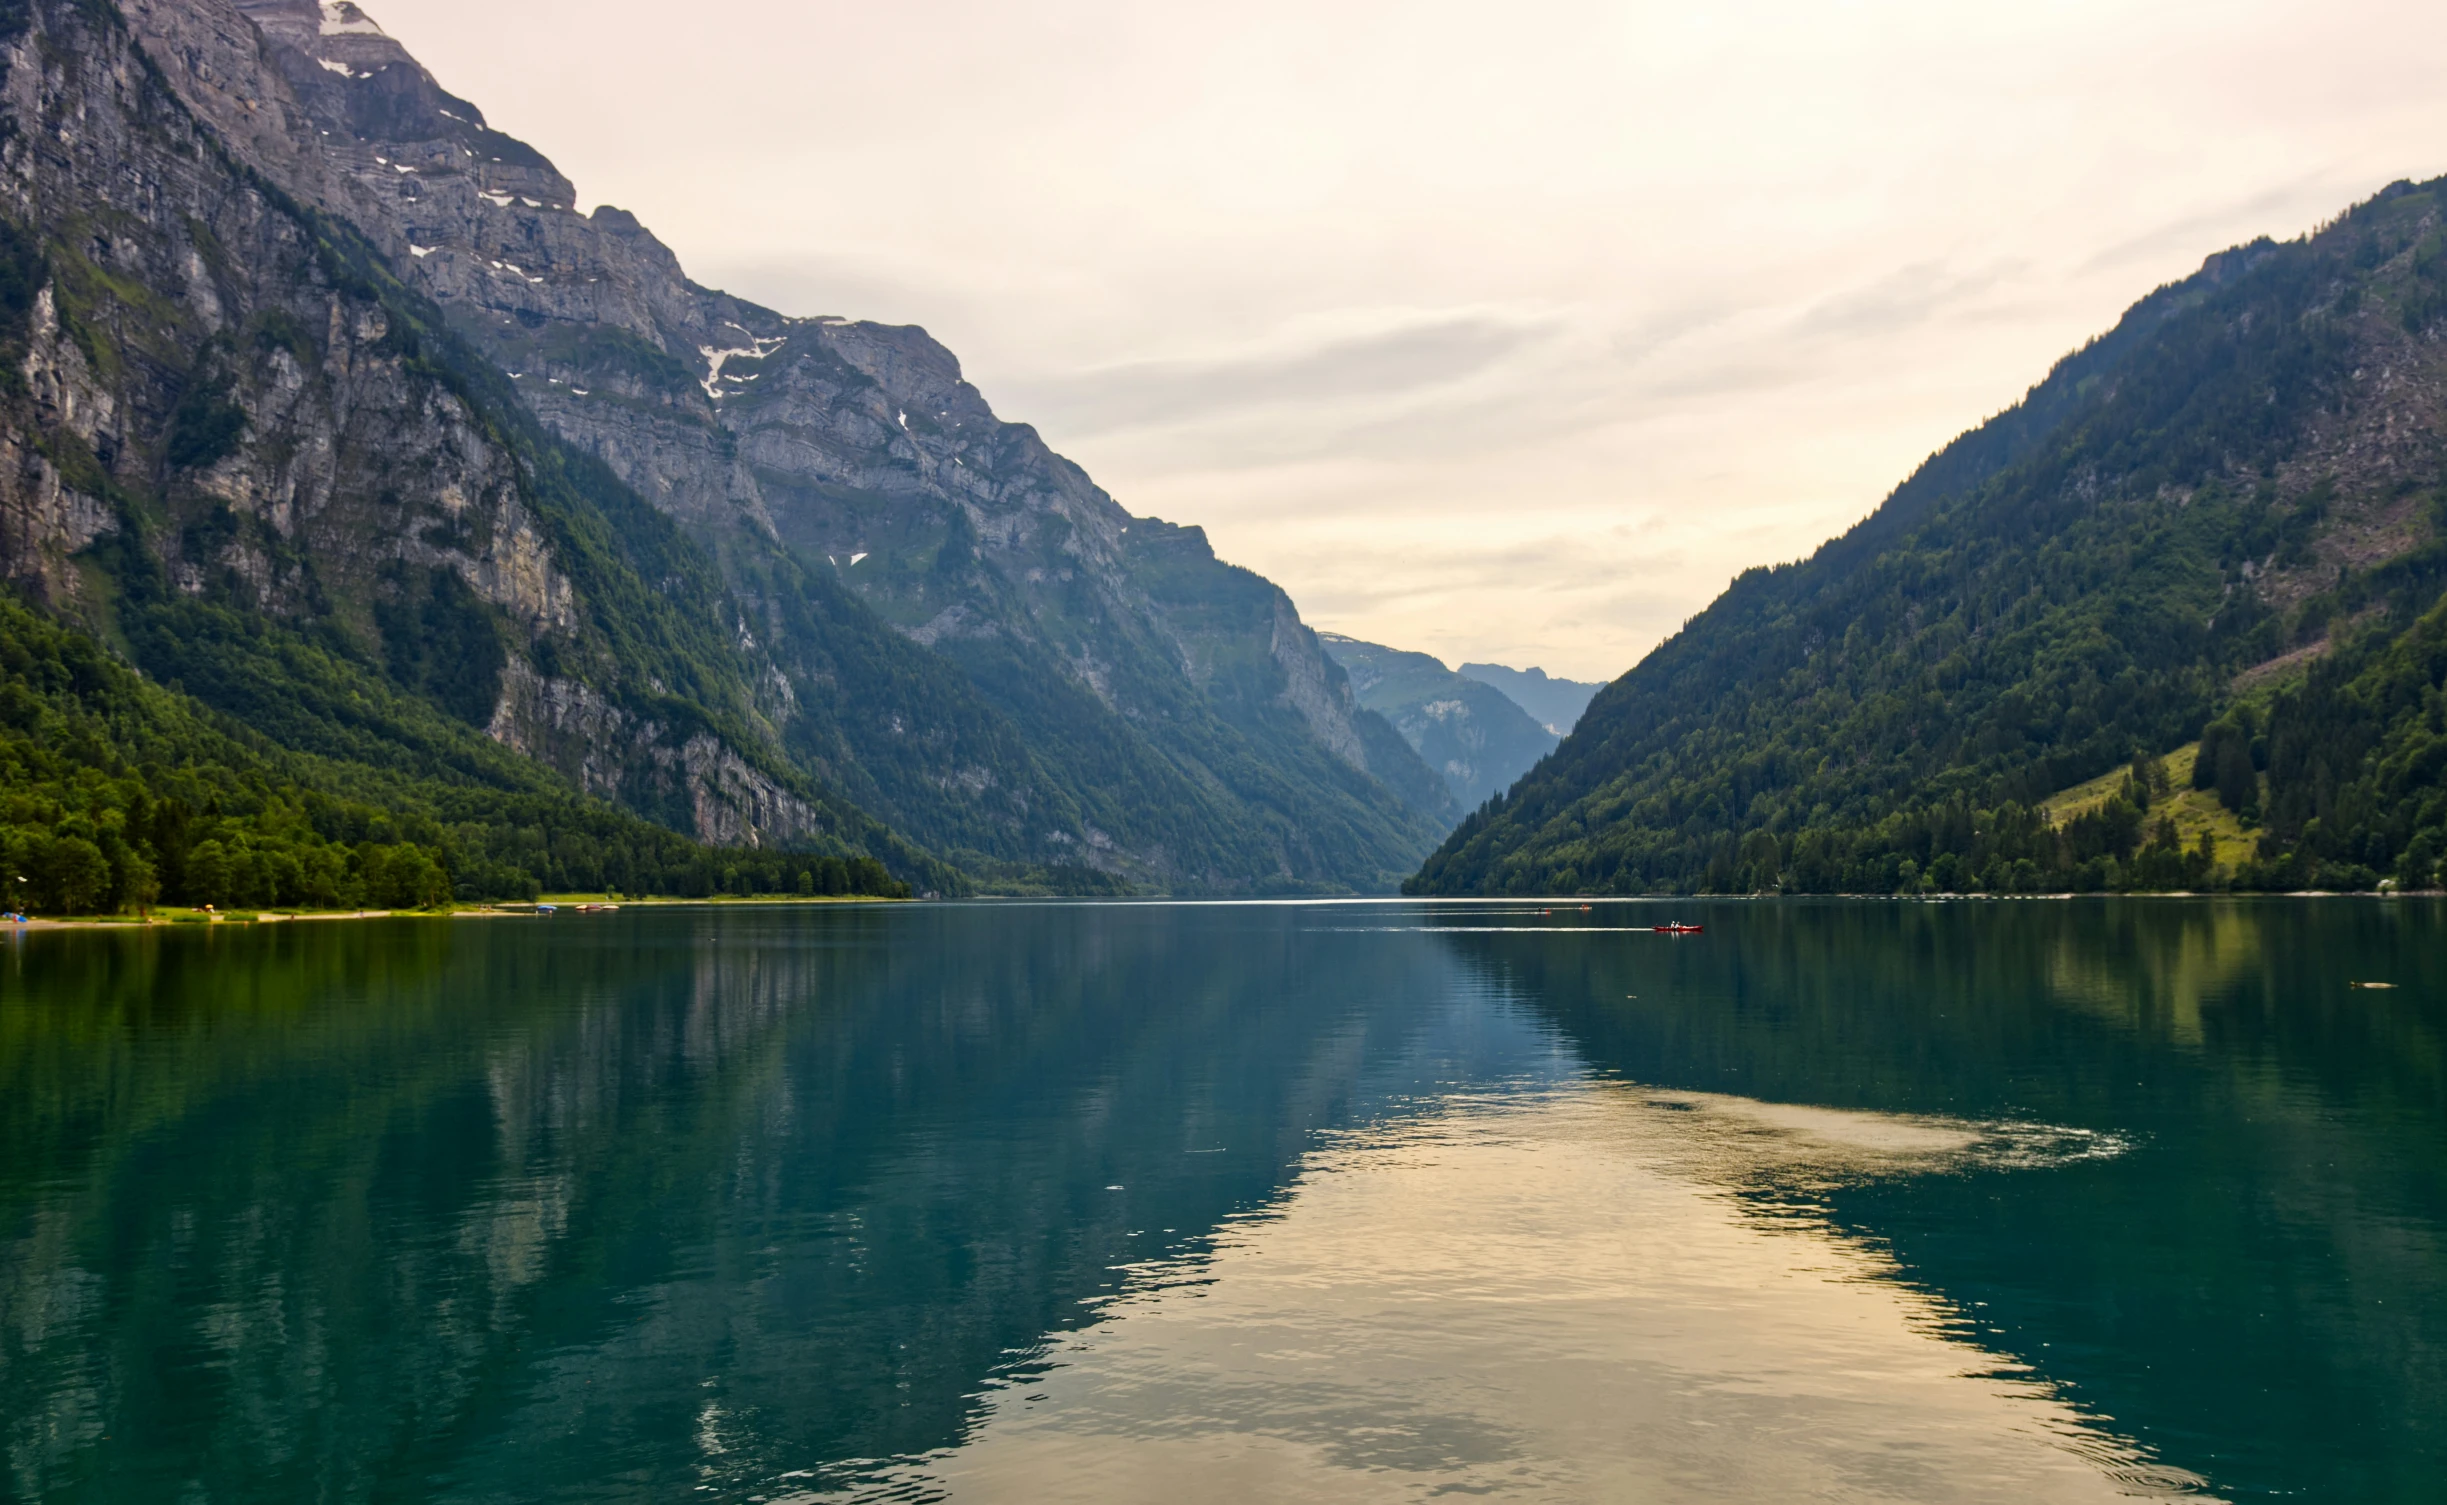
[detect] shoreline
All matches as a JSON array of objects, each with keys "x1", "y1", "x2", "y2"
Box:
[
  {"x1": 7, "y1": 888, "x2": 2442, "y2": 933},
  {"x1": 4, "y1": 895, "x2": 914, "y2": 932}
]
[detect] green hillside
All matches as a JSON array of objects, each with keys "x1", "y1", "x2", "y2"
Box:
[
  {"x1": 1411, "y1": 178, "x2": 2447, "y2": 897},
  {"x1": 0, "y1": 594, "x2": 920, "y2": 915},
  {"x1": 2036, "y1": 744, "x2": 2257, "y2": 877}
]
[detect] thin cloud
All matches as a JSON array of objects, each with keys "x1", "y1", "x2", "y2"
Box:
[
  {"x1": 1013, "y1": 312, "x2": 1563, "y2": 438},
  {"x1": 1794, "y1": 260, "x2": 2023, "y2": 340},
  {"x1": 2073, "y1": 176, "x2": 2351, "y2": 279}
]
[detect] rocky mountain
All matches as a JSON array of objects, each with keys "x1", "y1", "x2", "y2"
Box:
[
  {"x1": 0, "y1": 0, "x2": 883, "y2": 835},
  {"x1": 0, "y1": 0, "x2": 1449, "y2": 896},
  {"x1": 1413, "y1": 177, "x2": 2447, "y2": 896},
  {"x1": 1319, "y1": 634, "x2": 1550, "y2": 812},
  {"x1": 204, "y1": 0, "x2": 1449, "y2": 892},
  {"x1": 1455, "y1": 662, "x2": 1603, "y2": 737}
]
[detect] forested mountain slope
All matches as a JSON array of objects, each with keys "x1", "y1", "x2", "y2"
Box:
[
  {"x1": 1413, "y1": 178, "x2": 2447, "y2": 896},
  {"x1": 0, "y1": 594, "x2": 923, "y2": 913},
  {"x1": 114, "y1": 0, "x2": 1446, "y2": 894}
]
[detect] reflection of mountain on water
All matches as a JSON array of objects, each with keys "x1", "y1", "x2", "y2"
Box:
[
  {"x1": 0, "y1": 908, "x2": 1524, "y2": 1502},
  {"x1": 8, "y1": 902, "x2": 2443, "y2": 1503},
  {"x1": 1436, "y1": 898, "x2": 2447, "y2": 1505}
]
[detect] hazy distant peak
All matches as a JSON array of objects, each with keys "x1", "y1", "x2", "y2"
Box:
[
  {"x1": 1317, "y1": 635, "x2": 1557, "y2": 812},
  {"x1": 1318, "y1": 634, "x2": 1603, "y2": 738},
  {"x1": 1467, "y1": 662, "x2": 1563, "y2": 687},
  {"x1": 1456, "y1": 662, "x2": 1603, "y2": 737}
]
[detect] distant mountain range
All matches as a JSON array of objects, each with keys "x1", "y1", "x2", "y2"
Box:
[
  {"x1": 1454, "y1": 663, "x2": 1603, "y2": 737},
  {"x1": 1318, "y1": 635, "x2": 1561, "y2": 811},
  {"x1": 1414, "y1": 177, "x2": 2447, "y2": 896},
  {"x1": 0, "y1": 0, "x2": 1455, "y2": 906}
]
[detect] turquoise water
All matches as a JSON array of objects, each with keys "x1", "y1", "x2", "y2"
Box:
[{"x1": 1, "y1": 899, "x2": 2441, "y2": 1501}]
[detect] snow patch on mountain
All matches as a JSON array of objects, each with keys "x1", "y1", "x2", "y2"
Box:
[
  {"x1": 698, "y1": 337, "x2": 787, "y2": 400},
  {"x1": 318, "y1": 2, "x2": 383, "y2": 36}
]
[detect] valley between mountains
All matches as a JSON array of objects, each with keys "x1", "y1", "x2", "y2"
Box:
[{"x1": 4, "y1": 0, "x2": 2446, "y2": 912}]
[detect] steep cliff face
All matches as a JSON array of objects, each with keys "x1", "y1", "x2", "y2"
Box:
[
  {"x1": 119, "y1": 0, "x2": 1449, "y2": 891},
  {"x1": 0, "y1": 0, "x2": 871, "y2": 852}
]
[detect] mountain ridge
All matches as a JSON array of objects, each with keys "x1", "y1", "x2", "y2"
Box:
[
  {"x1": 174, "y1": 0, "x2": 1453, "y2": 893},
  {"x1": 1453, "y1": 661, "x2": 1603, "y2": 738}
]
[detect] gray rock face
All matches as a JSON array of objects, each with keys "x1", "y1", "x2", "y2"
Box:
[
  {"x1": 122, "y1": 0, "x2": 1450, "y2": 891},
  {"x1": 0, "y1": 0, "x2": 832, "y2": 847}
]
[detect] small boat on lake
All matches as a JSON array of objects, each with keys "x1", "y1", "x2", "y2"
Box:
[{"x1": 1653, "y1": 922, "x2": 1704, "y2": 935}]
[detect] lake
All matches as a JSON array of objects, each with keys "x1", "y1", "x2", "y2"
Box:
[{"x1": 1, "y1": 899, "x2": 2441, "y2": 1502}]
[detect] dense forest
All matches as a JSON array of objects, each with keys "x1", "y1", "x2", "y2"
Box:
[
  {"x1": 1412, "y1": 178, "x2": 2447, "y2": 897},
  {"x1": 0, "y1": 595, "x2": 911, "y2": 914}
]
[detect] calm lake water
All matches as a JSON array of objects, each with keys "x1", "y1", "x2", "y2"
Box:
[{"x1": 2, "y1": 899, "x2": 2442, "y2": 1503}]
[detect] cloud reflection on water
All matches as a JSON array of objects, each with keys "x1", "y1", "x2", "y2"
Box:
[{"x1": 800, "y1": 1084, "x2": 2205, "y2": 1504}]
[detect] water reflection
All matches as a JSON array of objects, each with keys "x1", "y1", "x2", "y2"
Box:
[
  {"x1": 0, "y1": 900, "x2": 2440, "y2": 1503},
  {"x1": 842, "y1": 1084, "x2": 2199, "y2": 1503},
  {"x1": 1439, "y1": 898, "x2": 2447, "y2": 1503},
  {"x1": 0, "y1": 908, "x2": 1503, "y2": 1502}
]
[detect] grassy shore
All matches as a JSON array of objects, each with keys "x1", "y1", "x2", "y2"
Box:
[
  {"x1": 2, "y1": 906, "x2": 402, "y2": 931},
  {"x1": 4, "y1": 894, "x2": 912, "y2": 931}
]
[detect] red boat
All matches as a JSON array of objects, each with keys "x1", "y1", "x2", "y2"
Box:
[{"x1": 1652, "y1": 922, "x2": 1705, "y2": 935}]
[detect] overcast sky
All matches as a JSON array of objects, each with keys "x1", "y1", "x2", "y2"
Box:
[{"x1": 375, "y1": 0, "x2": 2447, "y2": 682}]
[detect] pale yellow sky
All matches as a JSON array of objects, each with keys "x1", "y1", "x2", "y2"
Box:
[{"x1": 375, "y1": 0, "x2": 2447, "y2": 681}]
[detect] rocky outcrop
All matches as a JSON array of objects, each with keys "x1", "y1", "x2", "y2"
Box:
[
  {"x1": 3, "y1": 288, "x2": 121, "y2": 601},
  {"x1": 1270, "y1": 595, "x2": 1369, "y2": 770},
  {"x1": 0, "y1": 0, "x2": 836, "y2": 848}
]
